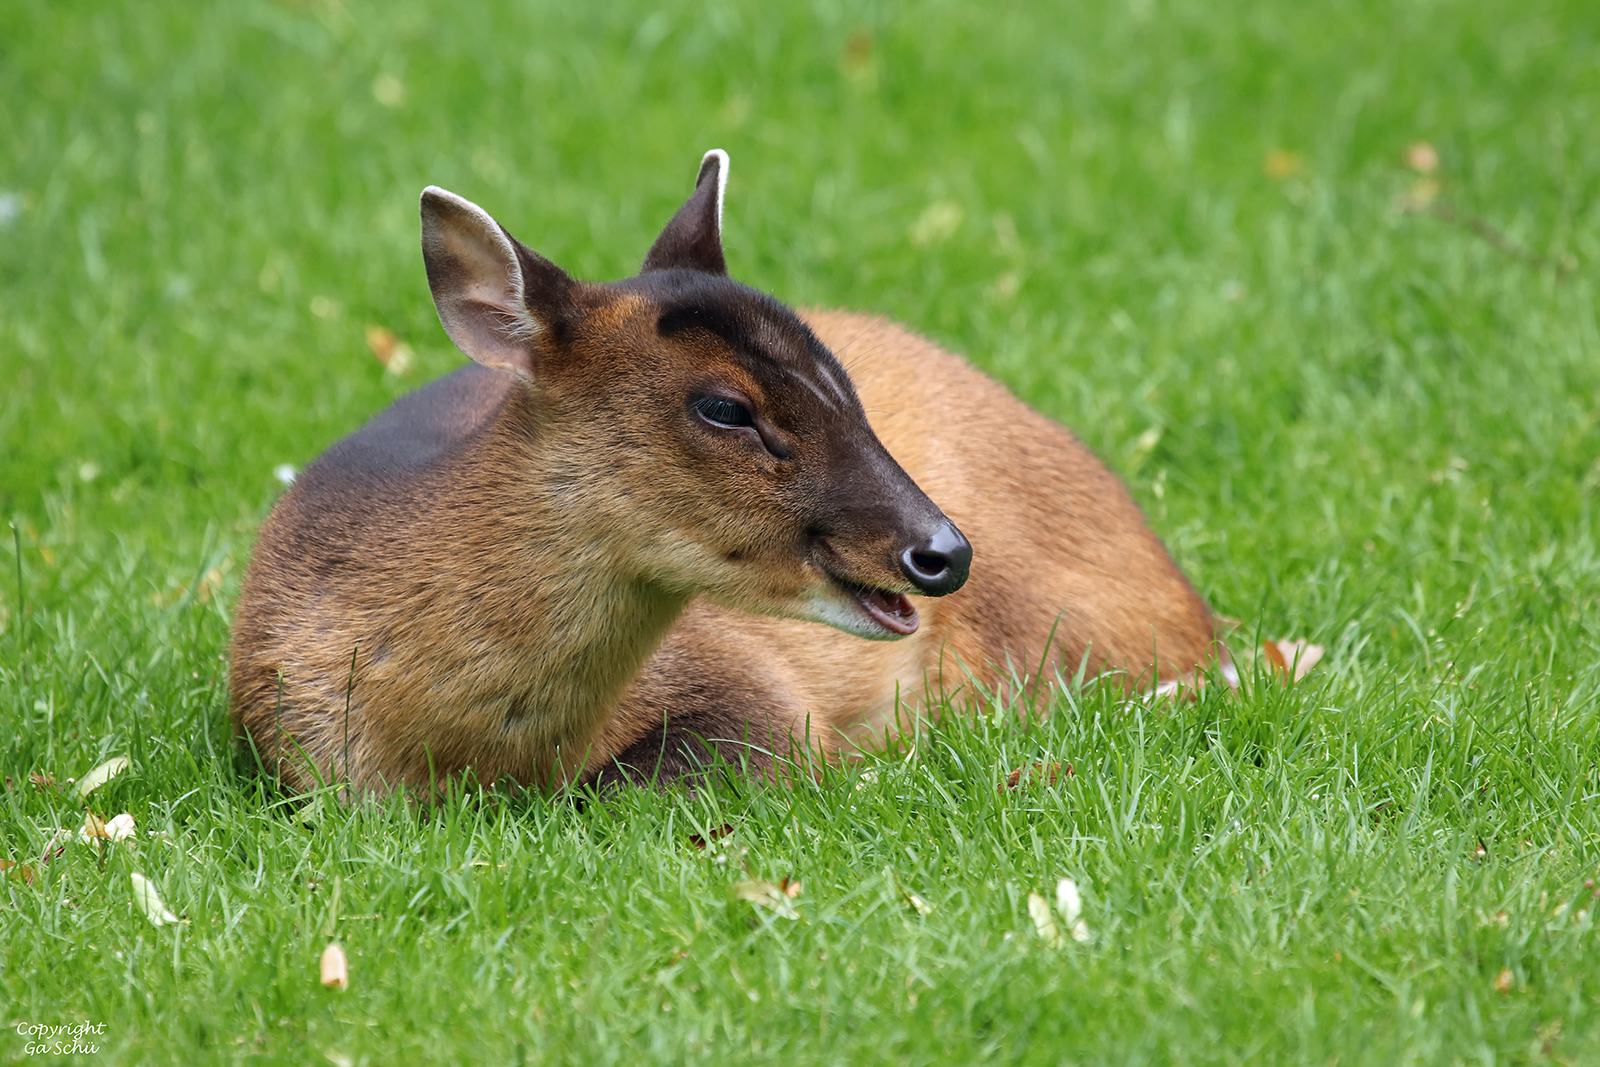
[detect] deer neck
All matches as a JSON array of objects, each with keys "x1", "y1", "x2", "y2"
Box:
[{"x1": 403, "y1": 388, "x2": 690, "y2": 772}]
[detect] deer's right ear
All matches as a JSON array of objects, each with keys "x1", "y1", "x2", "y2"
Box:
[{"x1": 420, "y1": 187, "x2": 574, "y2": 380}]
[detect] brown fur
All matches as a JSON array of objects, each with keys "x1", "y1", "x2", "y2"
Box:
[
  {"x1": 231, "y1": 292, "x2": 949, "y2": 794},
  {"x1": 229, "y1": 156, "x2": 1217, "y2": 796}
]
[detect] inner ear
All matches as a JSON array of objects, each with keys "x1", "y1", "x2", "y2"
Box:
[
  {"x1": 420, "y1": 186, "x2": 574, "y2": 380},
  {"x1": 641, "y1": 149, "x2": 729, "y2": 276}
]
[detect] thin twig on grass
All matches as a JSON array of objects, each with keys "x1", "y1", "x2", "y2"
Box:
[{"x1": 1404, "y1": 199, "x2": 1576, "y2": 278}]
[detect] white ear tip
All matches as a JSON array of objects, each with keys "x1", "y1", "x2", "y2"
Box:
[
  {"x1": 420, "y1": 186, "x2": 489, "y2": 218},
  {"x1": 700, "y1": 150, "x2": 729, "y2": 234}
]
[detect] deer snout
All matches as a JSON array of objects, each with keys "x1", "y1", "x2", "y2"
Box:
[{"x1": 899, "y1": 520, "x2": 971, "y2": 596}]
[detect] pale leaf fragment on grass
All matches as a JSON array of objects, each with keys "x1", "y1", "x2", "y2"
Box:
[
  {"x1": 1494, "y1": 967, "x2": 1514, "y2": 994},
  {"x1": 76, "y1": 755, "x2": 130, "y2": 797},
  {"x1": 320, "y1": 942, "x2": 350, "y2": 990},
  {"x1": 1262, "y1": 638, "x2": 1324, "y2": 683},
  {"x1": 730, "y1": 879, "x2": 801, "y2": 920},
  {"x1": 1406, "y1": 141, "x2": 1439, "y2": 174},
  {"x1": 365, "y1": 325, "x2": 414, "y2": 376},
  {"x1": 79, "y1": 810, "x2": 139, "y2": 845},
  {"x1": 1028, "y1": 892, "x2": 1062, "y2": 947},
  {"x1": 1056, "y1": 877, "x2": 1092, "y2": 943},
  {"x1": 909, "y1": 200, "x2": 963, "y2": 247},
  {"x1": 130, "y1": 872, "x2": 181, "y2": 927}
]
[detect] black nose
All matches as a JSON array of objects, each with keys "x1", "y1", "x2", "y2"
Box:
[{"x1": 899, "y1": 520, "x2": 972, "y2": 596}]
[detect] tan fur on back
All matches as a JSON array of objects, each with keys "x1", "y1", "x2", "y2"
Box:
[{"x1": 613, "y1": 310, "x2": 1215, "y2": 752}]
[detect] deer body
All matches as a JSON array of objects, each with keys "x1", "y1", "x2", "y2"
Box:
[{"x1": 230, "y1": 152, "x2": 1215, "y2": 795}]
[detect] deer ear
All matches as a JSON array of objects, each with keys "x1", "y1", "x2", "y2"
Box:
[
  {"x1": 420, "y1": 187, "x2": 574, "y2": 379},
  {"x1": 640, "y1": 150, "x2": 729, "y2": 275}
]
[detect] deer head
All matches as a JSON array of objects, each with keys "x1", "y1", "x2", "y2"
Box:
[{"x1": 419, "y1": 151, "x2": 970, "y2": 639}]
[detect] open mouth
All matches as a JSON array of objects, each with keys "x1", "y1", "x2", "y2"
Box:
[{"x1": 834, "y1": 577, "x2": 919, "y2": 636}]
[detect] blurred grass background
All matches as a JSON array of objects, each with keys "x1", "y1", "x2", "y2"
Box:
[
  {"x1": 4, "y1": 0, "x2": 1598, "y2": 635},
  {"x1": 3, "y1": 0, "x2": 1600, "y2": 1062}
]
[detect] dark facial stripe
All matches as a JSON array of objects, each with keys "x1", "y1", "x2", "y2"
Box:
[
  {"x1": 658, "y1": 298, "x2": 853, "y2": 406},
  {"x1": 640, "y1": 272, "x2": 862, "y2": 424},
  {"x1": 656, "y1": 300, "x2": 760, "y2": 353}
]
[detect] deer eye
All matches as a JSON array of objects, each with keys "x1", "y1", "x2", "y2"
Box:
[{"x1": 693, "y1": 396, "x2": 754, "y2": 429}]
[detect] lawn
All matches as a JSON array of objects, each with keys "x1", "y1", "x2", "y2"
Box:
[{"x1": 4, "y1": 0, "x2": 1600, "y2": 1062}]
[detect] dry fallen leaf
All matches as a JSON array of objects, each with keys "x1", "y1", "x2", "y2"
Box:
[
  {"x1": 76, "y1": 811, "x2": 137, "y2": 846},
  {"x1": 321, "y1": 942, "x2": 350, "y2": 990},
  {"x1": 365, "y1": 325, "x2": 415, "y2": 376},
  {"x1": 1405, "y1": 141, "x2": 1439, "y2": 174},
  {"x1": 130, "y1": 872, "x2": 181, "y2": 927},
  {"x1": 76, "y1": 755, "x2": 130, "y2": 798},
  {"x1": 1000, "y1": 761, "x2": 1070, "y2": 792},
  {"x1": 730, "y1": 879, "x2": 801, "y2": 919},
  {"x1": 904, "y1": 891, "x2": 934, "y2": 916},
  {"x1": 840, "y1": 28, "x2": 874, "y2": 78},
  {"x1": 29, "y1": 772, "x2": 58, "y2": 793},
  {"x1": 1261, "y1": 638, "x2": 1324, "y2": 683},
  {"x1": 1264, "y1": 149, "x2": 1304, "y2": 179},
  {"x1": 0, "y1": 858, "x2": 36, "y2": 884},
  {"x1": 688, "y1": 823, "x2": 734, "y2": 850},
  {"x1": 1494, "y1": 967, "x2": 1514, "y2": 994},
  {"x1": 1028, "y1": 892, "x2": 1062, "y2": 947}
]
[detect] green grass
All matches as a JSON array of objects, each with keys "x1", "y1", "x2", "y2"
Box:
[{"x1": 4, "y1": 0, "x2": 1600, "y2": 1061}]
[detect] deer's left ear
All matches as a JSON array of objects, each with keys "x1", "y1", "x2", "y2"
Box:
[{"x1": 641, "y1": 149, "x2": 728, "y2": 275}]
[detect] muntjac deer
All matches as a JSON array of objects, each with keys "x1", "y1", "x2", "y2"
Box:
[{"x1": 230, "y1": 151, "x2": 1218, "y2": 795}]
